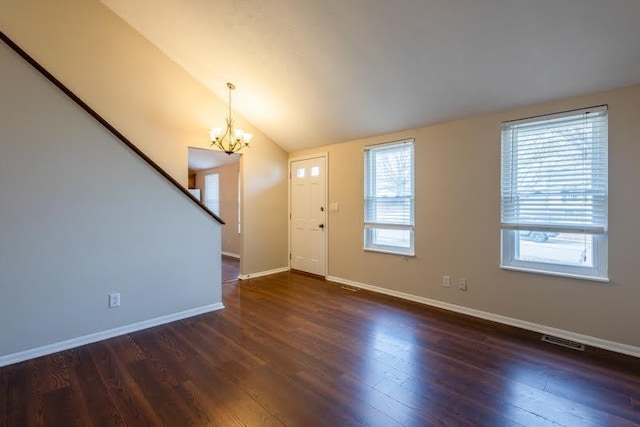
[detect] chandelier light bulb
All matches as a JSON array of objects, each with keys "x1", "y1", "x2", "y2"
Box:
[{"x1": 210, "y1": 128, "x2": 222, "y2": 140}]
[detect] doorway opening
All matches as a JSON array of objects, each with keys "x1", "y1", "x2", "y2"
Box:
[
  {"x1": 188, "y1": 147, "x2": 241, "y2": 283},
  {"x1": 221, "y1": 255, "x2": 240, "y2": 283}
]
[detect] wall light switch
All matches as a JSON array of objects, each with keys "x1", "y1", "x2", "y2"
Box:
[{"x1": 330, "y1": 202, "x2": 340, "y2": 212}]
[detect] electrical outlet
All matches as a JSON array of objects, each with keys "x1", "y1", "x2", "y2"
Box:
[
  {"x1": 442, "y1": 276, "x2": 451, "y2": 288},
  {"x1": 109, "y1": 293, "x2": 121, "y2": 308},
  {"x1": 459, "y1": 279, "x2": 467, "y2": 291}
]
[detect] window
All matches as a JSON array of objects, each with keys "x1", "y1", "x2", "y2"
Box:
[
  {"x1": 364, "y1": 139, "x2": 414, "y2": 255},
  {"x1": 205, "y1": 173, "x2": 220, "y2": 216},
  {"x1": 500, "y1": 106, "x2": 608, "y2": 280}
]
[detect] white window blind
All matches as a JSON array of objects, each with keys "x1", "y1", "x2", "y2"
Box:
[
  {"x1": 501, "y1": 106, "x2": 608, "y2": 234},
  {"x1": 364, "y1": 139, "x2": 414, "y2": 255},
  {"x1": 205, "y1": 173, "x2": 220, "y2": 216}
]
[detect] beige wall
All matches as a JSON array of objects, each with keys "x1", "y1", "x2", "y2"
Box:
[
  {"x1": 195, "y1": 163, "x2": 241, "y2": 257},
  {"x1": 0, "y1": 0, "x2": 289, "y2": 276},
  {"x1": 292, "y1": 84, "x2": 640, "y2": 349}
]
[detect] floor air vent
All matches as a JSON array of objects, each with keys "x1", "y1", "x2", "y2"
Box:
[
  {"x1": 341, "y1": 285, "x2": 360, "y2": 292},
  {"x1": 541, "y1": 335, "x2": 585, "y2": 351}
]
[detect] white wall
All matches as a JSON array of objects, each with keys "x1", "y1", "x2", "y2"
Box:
[
  {"x1": 292, "y1": 84, "x2": 640, "y2": 354},
  {"x1": 0, "y1": 41, "x2": 222, "y2": 363}
]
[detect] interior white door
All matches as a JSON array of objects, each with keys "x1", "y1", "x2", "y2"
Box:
[{"x1": 290, "y1": 156, "x2": 327, "y2": 276}]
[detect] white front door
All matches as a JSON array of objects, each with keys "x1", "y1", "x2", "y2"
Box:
[{"x1": 290, "y1": 156, "x2": 327, "y2": 276}]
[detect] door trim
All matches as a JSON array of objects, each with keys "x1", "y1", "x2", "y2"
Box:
[{"x1": 288, "y1": 153, "x2": 329, "y2": 277}]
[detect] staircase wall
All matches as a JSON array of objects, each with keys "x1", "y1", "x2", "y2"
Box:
[
  {"x1": 0, "y1": 0, "x2": 289, "y2": 278},
  {"x1": 0, "y1": 39, "x2": 223, "y2": 365}
]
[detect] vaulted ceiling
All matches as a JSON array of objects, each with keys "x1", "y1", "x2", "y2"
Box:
[{"x1": 101, "y1": 0, "x2": 640, "y2": 152}]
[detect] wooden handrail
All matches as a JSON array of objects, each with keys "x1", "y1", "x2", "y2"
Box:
[{"x1": 0, "y1": 30, "x2": 224, "y2": 225}]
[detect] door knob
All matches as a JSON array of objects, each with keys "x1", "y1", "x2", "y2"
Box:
[{"x1": 318, "y1": 224, "x2": 325, "y2": 229}]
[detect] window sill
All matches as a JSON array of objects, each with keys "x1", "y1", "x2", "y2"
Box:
[
  {"x1": 364, "y1": 247, "x2": 415, "y2": 257},
  {"x1": 500, "y1": 265, "x2": 609, "y2": 283}
]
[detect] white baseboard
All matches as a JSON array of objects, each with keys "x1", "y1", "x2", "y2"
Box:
[
  {"x1": 0, "y1": 303, "x2": 225, "y2": 368},
  {"x1": 238, "y1": 266, "x2": 290, "y2": 280},
  {"x1": 222, "y1": 252, "x2": 240, "y2": 259},
  {"x1": 327, "y1": 275, "x2": 640, "y2": 359}
]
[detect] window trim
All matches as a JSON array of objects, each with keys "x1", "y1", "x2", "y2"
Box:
[
  {"x1": 500, "y1": 106, "x2": 608, "y2": 280},
  {"x1": 363, "y1": 139, "x2": 415, "y2": 256}
]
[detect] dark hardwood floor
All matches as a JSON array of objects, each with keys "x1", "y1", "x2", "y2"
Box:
[
  {"x1": 222, "y1": 255, "x2": 240, "y2": 283},
  {"x1": 1, "y1": 271, "x2": 639, "y2": 426}
]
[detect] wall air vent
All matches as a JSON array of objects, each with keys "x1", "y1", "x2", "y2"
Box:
[{"x1": 541, "y1": 335, "x2": 585, "y2": 351}]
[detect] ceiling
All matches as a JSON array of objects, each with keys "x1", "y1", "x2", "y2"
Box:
[{"x1": 101, "y1": 0, "x2": 640, "y2": 153}]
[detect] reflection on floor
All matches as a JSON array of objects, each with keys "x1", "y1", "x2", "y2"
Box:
[
  {"x1": 222, "y1": 255, "x2": 239, "y2": 283},
  {"x1": 2, "y1": 271, "x2": 638, "y2": 425}
]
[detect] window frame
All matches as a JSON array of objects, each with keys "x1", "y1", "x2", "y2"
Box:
[
  {"x1": 500, "y1": 106, "x2": 608, "y2": 281},
  {"x1": 363, "y1": 139, "x2": 415, "y2": 256}
]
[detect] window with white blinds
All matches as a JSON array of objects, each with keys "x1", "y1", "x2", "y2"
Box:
[
  {"x1": 500, "y1": 106, "x2": 608, "y2": 280},
  {"x1": 364, "y1": 139, "x2": 414, "y2": 255},
  {"x1": 205, "y1": 173, "x2": 220, "y2": 216}
]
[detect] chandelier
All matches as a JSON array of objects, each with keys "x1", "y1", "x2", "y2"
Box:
[{"x1": 210, "y1": 82, "x2": 252, "y2": 155}]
